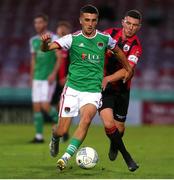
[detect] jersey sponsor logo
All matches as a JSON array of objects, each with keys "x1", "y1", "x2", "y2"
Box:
[
  {"x1": 81, "y1": 53, "x2": 100, "y2": 63},
  {"x1": 79, "y1": 42, "x2": 85, "y2": 47},
  {"x1": 128, "y1": 55, "x2": 138, "y2": 64},
  {"x1": 97, "y1": 42, "x2": 104, "y2": 50},
  {"x1": 81, "y1": 53, "x2": 87, "y2": 60},
  {"x1": 123, "y1": 44, "x2": 130, "y2": 52}
]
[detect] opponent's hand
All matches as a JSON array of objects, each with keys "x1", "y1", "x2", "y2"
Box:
[
  {"x1": 123, "y1": 68, "x2": 134, "y2": 83},
  {"x1": 102, "y1": 76, "x2": 109, "y2": 91}
]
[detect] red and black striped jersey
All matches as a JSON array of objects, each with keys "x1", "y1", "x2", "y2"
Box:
[{"x1": 104, "y1": 27, "x2": 142, "y2": 92}]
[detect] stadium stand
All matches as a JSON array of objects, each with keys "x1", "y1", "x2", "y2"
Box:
[{"x1": 0, "y1": 0, "x2": 174, "y2": 104}]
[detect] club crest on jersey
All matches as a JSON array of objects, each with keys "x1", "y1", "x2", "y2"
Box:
[
  {"x1": 64, "y1": 107, "x2": 70, "y2": 113},
  {"x1": 81, "y1": 53, "x2": 87, "y2": 60},
  {"x1": 97, "y1": 42, "x2": 104, "y2": 50},
  {"x1": 123, "y1": 44, "x2": 130, "y2": 52}
]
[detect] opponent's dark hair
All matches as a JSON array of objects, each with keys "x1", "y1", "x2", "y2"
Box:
[
  {"x1": 34, "y1": 13, "x2": 48, "y2": 22},
  {"x1": 80, "y1": 4, "x2": 99, "y2": 16},
  {"x1": 124, "y1": 10, "x2": 142, "y2": 22}
]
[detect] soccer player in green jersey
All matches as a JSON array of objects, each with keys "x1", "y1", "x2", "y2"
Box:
[
  {"x1": 29, "y1": 13, "x2": 60, "y2": 143},
  {"x1": 41, "y1": 5, "x2": 133, "y2": 170}
]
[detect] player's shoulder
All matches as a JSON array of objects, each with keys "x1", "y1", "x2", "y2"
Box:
[
  {"x1": 134, "y1": 35, "x2": 141, "y2": 44},
  {"x1": 97, "y1": 30, "x2": 108, "y2": 35},
  {"x1": 104, "y1": 27, "x2": 121, "y2": 35},
  {"x1": 30, "y1": 35, "x2": 39, "y2": 41},
  {"x1": 96, "y1": 30, "x2": 112, "y2": 38},
  {"x1": 72, "y1": 30, "x2": 82, "y2": 36},
  {"x1": 132, "y1": 35, "x2": 142, "y2": 49}
]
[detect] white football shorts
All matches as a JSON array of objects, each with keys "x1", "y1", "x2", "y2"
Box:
[
  {"x1": 32, "y1": 80, "x2": 56, "y2": 103},
  {"x1": 59, "y1": 86, "x2": 102, "y2": 117}
]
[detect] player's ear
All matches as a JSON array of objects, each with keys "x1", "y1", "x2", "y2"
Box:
[
  {"x1": 121, "y1": 19, "x2": 125, "y2": 26},
  {"x1": 79, "y1": 17, "x2": 82, "y2": 25}
]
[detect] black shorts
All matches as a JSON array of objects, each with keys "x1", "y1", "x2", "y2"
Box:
[
  {"x1": 99, "y1": 89, "x2": 130, "y2": 122},
  {"x1": 51, "y1": 82, "x2": 63, "y2": 105}
]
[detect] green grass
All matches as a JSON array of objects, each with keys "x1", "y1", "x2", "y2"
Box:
[{"x1": 0, "y1": 123, "x2": 174, "y2": 179}]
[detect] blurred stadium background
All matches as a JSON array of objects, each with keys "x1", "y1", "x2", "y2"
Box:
[{"x1": 0, "y1": 0, "x2": 174, "y2": 125}]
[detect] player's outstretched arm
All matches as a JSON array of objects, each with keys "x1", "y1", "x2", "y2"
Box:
[
  {"x1": 103, "y1": 68, "x2": 126, "y2": 83},
  {"x1": 102, "y1": 68, "x2": 134, "y2": 90},
  {"x1": 41, "y1": 33, "x2": 61, "y2": 52}
]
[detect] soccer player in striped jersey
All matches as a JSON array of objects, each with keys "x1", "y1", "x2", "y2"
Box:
[
  {"x1": 99, "y1": 10, "x2": 142, "y2": 171},
  {"x1": 41, "y1": 5, "x2": 134, "y2": 171}
]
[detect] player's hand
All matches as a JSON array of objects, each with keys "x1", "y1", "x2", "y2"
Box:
[
  {"x1": 48, "y1": 72, "x2": 56, "y2": 84},
  {"x1": 40, "y1": 33, "x2": 51, "y2": 43},
  {"x1": 123, "y1": 68, "x2": 134, "y2": 83},
  {"x1": 102, "y1": 76, "x2": 109, "y2": 91}
]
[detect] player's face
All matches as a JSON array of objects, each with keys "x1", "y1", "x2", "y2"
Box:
[
  {"x1": 122, "y1": 16, "x2": 141, "y2": 38},
  {"x1": 80, "y1": 13, "x2": 98, "y2": 37},
  {"x1": 56, "y1": 25, "x2": 70, "y2": 37},
  {"x1": 34, "y1": 17, "x2": 47, "y2": 34}
]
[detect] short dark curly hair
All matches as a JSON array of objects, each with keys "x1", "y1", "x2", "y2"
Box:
[
  {"x1": 80, "y1": 4, "x2": 99, "y2": 16},
  {"x1": 124, "y1": 10, "x2": 142, "y2": 22}
]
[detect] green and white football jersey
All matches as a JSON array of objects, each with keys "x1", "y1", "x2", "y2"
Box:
[
  {"x1": 54, "y1": 30, "x2": 117, "y2": 92},
  {"x1": 30, "y1": 32, "x2": 57, "y2": 80}
]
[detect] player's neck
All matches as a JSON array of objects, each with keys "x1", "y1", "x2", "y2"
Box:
[
  {"x1": 38, "y1": 29, "x2": 48, "y2": 36},
  {"x1": 82, "y1": 29, "x2": 96, "y2": 38},
  {"x1": 122, "y1": 32, "x2": 128, "y2": 41},
  {"x1": 122, "y1": 31, "x2": 135, "y2": 41}
]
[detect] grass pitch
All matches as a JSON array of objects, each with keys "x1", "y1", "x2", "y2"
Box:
[{"x1": 0, "y1": 123, "x2": 173, "y2": 179}]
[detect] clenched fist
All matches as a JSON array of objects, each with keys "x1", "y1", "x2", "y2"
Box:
[{"x1": 40, "y1": 33, "x2": 51, "y2": 43}]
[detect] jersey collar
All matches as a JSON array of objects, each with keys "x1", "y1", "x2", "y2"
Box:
[{"x1": 81, "y1": 30, "x2": 97, "y2": 39}]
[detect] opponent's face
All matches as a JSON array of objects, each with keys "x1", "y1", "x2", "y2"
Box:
[
  {"x1": 34, "y1": 17, "x2": 47, "y2": 34},
  {"x1": 80, "y1": 13, "x2": 98, "y2": 37},
  {"x1": 122, "y1": 16, "x2": 141, "y2": 38},
  {"x1": 56, "y1": 25, "x2": 71, "y2": 37}
]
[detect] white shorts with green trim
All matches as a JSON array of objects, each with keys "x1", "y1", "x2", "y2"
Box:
[{"x1": 32, "y1": 80, "x2": 56, "y2": 103}]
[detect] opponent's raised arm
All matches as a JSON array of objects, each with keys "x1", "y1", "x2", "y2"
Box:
[{"x1": 41, "y1": 33, "x2": 61, "y2": 52}]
